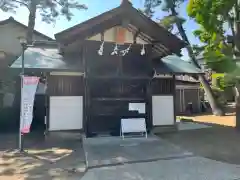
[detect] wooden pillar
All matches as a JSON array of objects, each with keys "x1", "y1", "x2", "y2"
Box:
[
  {"x1": 172, "y1": 75, "x2": 177, "y2": 124},
  {"x1": 82, "y1": 46, "x2": 91, "y2": 136},
  {"x1": 236, "y1": 105, "x2": 240, "y2": 130},
  {"x1": 83, "y1": 77, "x2": 90, "y2": 136},
  {"x1": 146, "y1": 80, "x2": 152, "y2": 131},
  {"x1": 45, "y1": 72, "x2": 50, "y2": 137}
]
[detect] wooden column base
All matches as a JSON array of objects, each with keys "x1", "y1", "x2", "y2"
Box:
[{"x1": 236, "y1": 104, "x2": 240, "y2": 130}]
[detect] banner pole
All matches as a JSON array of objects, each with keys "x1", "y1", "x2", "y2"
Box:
[
  {"x1": 19, "y1": 75, "x2": 23, "y2": 152},
  {"x1": 18, "y1": 39, "x2": 39, "y2": 152},
  {"x1": 19, "y1": 41, "x2": 25, "y2": 152}
]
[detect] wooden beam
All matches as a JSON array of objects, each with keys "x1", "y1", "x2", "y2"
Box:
[
  {"x1": 62, "y1": 17, "x2": 122, "y2": 46},
  {"x1": 133, "y1": 29, "x2": 140, "y2": 44},
  {"x1": 127, "y1": 25, "x2": 170, "y2": 56},
  {"x1": 58, "y1": 43, "x2": 65, "y2": 54},
  {"x1": 101, "y1": 32, "x2": 104, "y2": 41},
  {"x1": 122, "y1": 9, "x2": 185, "y2": 54}
]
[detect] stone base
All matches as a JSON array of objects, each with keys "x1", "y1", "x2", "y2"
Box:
[
  {"x1": 152, "y1": 124, "x2": 178, "y2": 134},
  {"x1": 45, "y1": 131, "x2": 83, "y2": 141}
]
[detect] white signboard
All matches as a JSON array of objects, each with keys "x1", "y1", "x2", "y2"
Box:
[
  {"x1": 20, "y1": 76, "x2": 39, "y2": 134},
  {"x1": 120, "y1": 118, "x2": 147, "y2": 139},
  {"x1": 128, "y1": 103, "x2": 145, "y2": 114}
]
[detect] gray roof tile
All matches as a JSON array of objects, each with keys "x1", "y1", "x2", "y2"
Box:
[{"x1": 10, "y1": 46, "x2": 83, "y2": 72}]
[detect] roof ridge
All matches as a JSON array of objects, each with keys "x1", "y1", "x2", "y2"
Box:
[
  {"x1": 31, "y1": 40, "x2": 58, "y2": 48},
  {"x1": 8, "y1": 16, "x2": 14, "y2": 20},
  {"x1": 121, "y1": 0, "x2": 132, "y2": 6}
]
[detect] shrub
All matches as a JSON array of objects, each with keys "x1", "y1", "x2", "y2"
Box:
[{"x1": 211, "y1": 86, "x2": 227, "y2": 105}]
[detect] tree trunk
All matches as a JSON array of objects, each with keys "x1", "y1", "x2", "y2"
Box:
[
  {"x1": 234, "y1": 1, "x2": 240, "y2": 57},
  {"x1": 233, "y1": 0, "x2": 240, "y2": 128},
  {"x1": 171, "y1": 7, "x2": 224, "y2": 116},
  {"x1": 26, "y1": 0, "x2": 37, "y2": 44}
]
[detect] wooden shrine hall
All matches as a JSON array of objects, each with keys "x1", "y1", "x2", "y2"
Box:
[{"x1": 10, "y1": 0, "x2": 202, "y2": 137}]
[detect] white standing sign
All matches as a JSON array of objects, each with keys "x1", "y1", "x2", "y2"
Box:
[
  {"x1": 120, "y1": 118, "x2": 147, "y2": 139},
  {"x1": 20, "y1": 76, "x2": 39, "y2": 134}
]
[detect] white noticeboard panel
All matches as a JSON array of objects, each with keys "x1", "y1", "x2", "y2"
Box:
[
  {"x1": 120, "y1": 118, "x2": 147, "y2": 139},
  {"x1": 152, "y1": 96, "x2": 174, "y2": 126},
  {"x1": 49, "y1": 96, "x2": 83, "y2": 131},
  {"x1": 128, "y1": 103, "x2": 145, "y2": 114}
]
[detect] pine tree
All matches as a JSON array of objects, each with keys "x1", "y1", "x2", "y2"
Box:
[
  {"x1": 143, "y1": 0, "x2": 224, "y2": 115},
  {"x1": 0, "y1": 0, "x2": 87, "y2": 43}
]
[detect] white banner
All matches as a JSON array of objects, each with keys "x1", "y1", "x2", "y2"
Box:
[{"x1": 20, "y1": 76, "x2": 39, "y2": 134}]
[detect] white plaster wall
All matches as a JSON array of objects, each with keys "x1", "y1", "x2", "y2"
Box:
[
  {"x1": 152, "y1": 96, "x2": 175, "y2": 126},
  {"x1": 49, "y1": 96, "x2": 83, "y2": 131},
  {"x1": 0, "y1": 22, "x2": 49, "y2": 56},
  {"x1": 88, "y1": 26, "x2": 146, "y2": 44},
  {"x1": 50, "y1": 72, "x2": 83, "y2": 76},
  {"x1": 176, "y1": 85, "x2": 200, "y2": 89}
]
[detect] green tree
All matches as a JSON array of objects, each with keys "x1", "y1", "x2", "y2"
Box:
[
  {"x1": 0, "y1": 0, "x2": 87, "y2": 43},
  {"x1": 187, "y1": 0, "x2": 237, "y2": 73},
  {"x1": 143, "y1": 0, "x2": 224, "y2": 115},
  {"x1": 187, "y1": 0, "x2": 240, "y2": 126}
]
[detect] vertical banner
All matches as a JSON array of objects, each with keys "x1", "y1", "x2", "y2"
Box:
[{"x1": 20, "y1": 76, "x2": 39, "y2": 134}]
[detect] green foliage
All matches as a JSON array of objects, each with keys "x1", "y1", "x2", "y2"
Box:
[
  {"x1": 225, "y1": 63, "x2": 240, "y2": 83},
  {"x1": 200, "y1": 85, "x2": 227, "y2": 105},
  {"x1": 212, "y1": 73, "x2": 226, "y2": 89},
  {"x1": 143, "y1": 0, "x2": 224, "y2": 114},
  {"x1": 0, "y1": 0, "x2": 87, "y2": 24},
  {"x1": 193, "y1": 36, "x2": 234, "y2": 73},
  {"x1": 205, "y1": 54, "x2": 236, "y2": 73},
  {"x1": 159, "y1": 15, "x2": 185, "y2": 31},
  {"x1": 161, "y1": 0, "x2": 185, "y2": 12},
  {"x1": 187, "y1": 0, "x2": 235, "y2": 34},
  {"x1": 213, "y1": 87, "x2": 227, "y2": 105},
  {"x1": 143, "y1": 0, "x2": 186, "y2": 30},
  {"x1": 212, "y1": 73, "x2": 224, "y2": 79},
  {"x1": 187, "y1": 0, "x2": 239, "y2": 74},
  {"x1": 216, "y1": 76, "x2": 225, "y2": 89},
  {"x1": 211, "y1": 73, "x2": 235, "y2": 93},
  {"x1": 143, "y1": 0, "x2": 162, "y2": 17}
]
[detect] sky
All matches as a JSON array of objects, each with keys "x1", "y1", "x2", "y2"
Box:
[{"x1": 0, "y1": 0, "x2": 202, "y2": 60}]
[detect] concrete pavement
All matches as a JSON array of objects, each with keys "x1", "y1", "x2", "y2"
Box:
[
  {"x1": 82, "y1": 156, "x2": 240, "y2": 180},
  {"x1": 82, "y1": 134, "x2": 240, "y2": 180},
  {"x1": 83, "y1": 135, "x2": 192, "y2": 168}
]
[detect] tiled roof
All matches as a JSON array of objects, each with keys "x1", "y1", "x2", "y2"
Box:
[
  {"x1": 154, "y1": 55, "x2": 203, "y2": 74},
  {"x1": 10, "y1": 44, "x2": 83, "y2": 72}
]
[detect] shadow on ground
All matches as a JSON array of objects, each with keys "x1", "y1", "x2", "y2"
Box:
[
  {"x1": 160, "y1": 126, "x2": 240, "y2": 165},
  {"x1": 0, "y1": 133, "x2": 86, "y2": 180}
]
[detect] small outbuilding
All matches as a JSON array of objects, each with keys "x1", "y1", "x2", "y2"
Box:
[{"x1": 175, "y1": 76, "x2": 202, "y2": 114}]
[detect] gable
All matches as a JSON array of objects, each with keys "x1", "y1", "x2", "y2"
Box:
[
  {"x1": 55, "y1": 2, "x2": 186, "y2": 57},
  {"x1": 0, "y1": 18, "x2": 53, "y2": 56},
  {"x1": 87, "y1": 26, "x2": 147, "y2": 44}
]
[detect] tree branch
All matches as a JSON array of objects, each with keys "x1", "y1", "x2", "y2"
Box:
[
  {"x1": 52, "y1": 0, "x2": 63, "y2": 7},
  {"x1": 10, "y1": 0, "x2": 29, "y2": 10},
  {"x1": 174, "y1": 32, "x2": 180, "y2": 36},
  {"x1": 228, "y1": 14, "x2": 236, "y2": 42}
]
